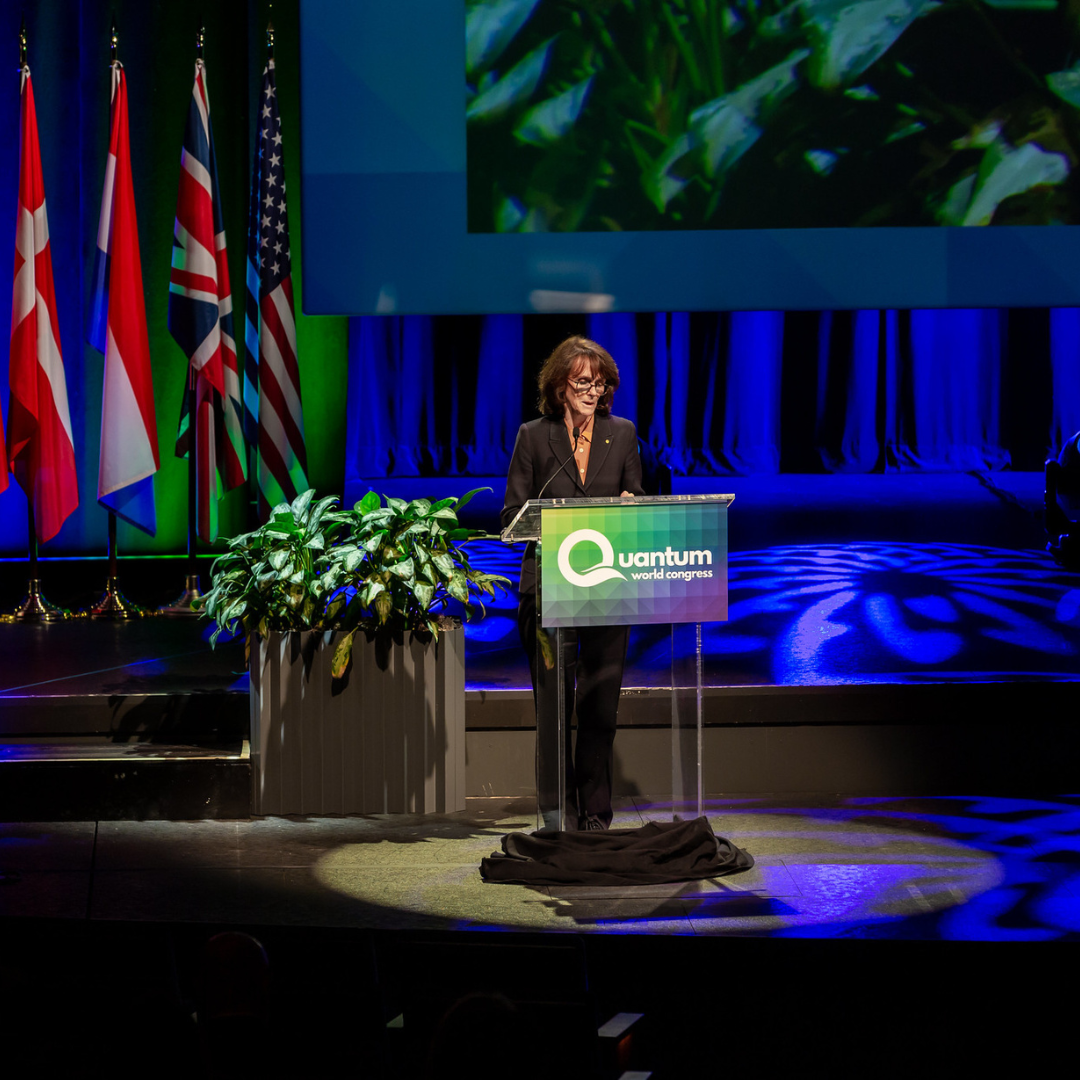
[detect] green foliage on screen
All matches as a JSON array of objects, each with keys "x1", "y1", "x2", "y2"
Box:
[{"x1": 466, "y1": 0, "x2": 1079, "y2": 232}]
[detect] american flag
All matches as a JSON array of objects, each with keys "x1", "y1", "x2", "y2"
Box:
[
  {"x1": 7, "y1": 65, "x2": 78, "y2": 540},
  {"x1": 168, "y1": 59, "x2": 245, "y2": 543},
  {"x1": 246, "y1": 58, "x2": 308, "y2": 521}
]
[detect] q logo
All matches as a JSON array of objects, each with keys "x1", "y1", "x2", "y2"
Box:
[{"x1": 557, "y1": 529, "x2": 627, "y2": 588}]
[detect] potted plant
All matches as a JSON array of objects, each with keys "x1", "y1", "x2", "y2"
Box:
[{"x1": 200, "y1": 488, "x2": 509, "y2": 816}]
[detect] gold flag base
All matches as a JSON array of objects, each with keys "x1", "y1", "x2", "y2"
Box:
[
  {"x1": 13, "y1": 579, "x2": 72, "y2": 621},
  {"x1": 159, "y1": 574, "x2": 204, "y2": 617},
  {"x1": 87, "y1": 578, "x2": 145, "y2": 619}
]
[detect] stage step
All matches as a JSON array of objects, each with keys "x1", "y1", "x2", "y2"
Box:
[
  {"x1": 0, "y1": 739, "x2": 251, "y2": 821},
  {"x1": 0, "y1": 690, "x2": 249, "y2": 739},
  {"x1": 464, "y1": 680, "x2": 1080, "y2": 797}
]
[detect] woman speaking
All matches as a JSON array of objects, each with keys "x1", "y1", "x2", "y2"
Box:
[{"x1": 501, "y1": 336, "x2": 645, "y2": 831}]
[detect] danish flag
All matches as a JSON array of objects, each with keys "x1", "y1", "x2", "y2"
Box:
[{"x1": 6, "y1": 65, "x2": 78, "y2": 542}]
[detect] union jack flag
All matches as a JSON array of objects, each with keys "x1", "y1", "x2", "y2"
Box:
[
  {"x1": 168, "y1": 59, "x2": 245, "y2": 543},
  {"x1": 245, "y1": 58, "x2": 308, "y2": 522}
]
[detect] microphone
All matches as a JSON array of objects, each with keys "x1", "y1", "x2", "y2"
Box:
[
  {"x1": 535, "y1": 426, "x2": 579, "y2": 502},
  {"x1": 499, "y1": 427, "x2": 581, "y2": 543}
]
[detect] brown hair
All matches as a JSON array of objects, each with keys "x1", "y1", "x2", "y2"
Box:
[{"x1": 536, "y1": 335, "x2": 620, "y2": 417}]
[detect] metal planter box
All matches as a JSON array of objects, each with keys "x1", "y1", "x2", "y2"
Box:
[{"x1": 249, "y1": 627, "x2": 466, "y2": 816}]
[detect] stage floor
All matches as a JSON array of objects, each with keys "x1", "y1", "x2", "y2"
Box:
[{"x1": 3, "y1": 794, "x2": 1077, "y2": 940}]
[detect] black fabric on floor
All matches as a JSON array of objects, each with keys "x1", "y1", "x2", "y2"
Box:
[{"x1": 480, "y1": 816, "x2": 753, "y2": 886}]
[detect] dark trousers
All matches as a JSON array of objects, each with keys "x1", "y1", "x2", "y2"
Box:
[{"x1": 517, "y1": 593, "x2": 629, "y2": 826}]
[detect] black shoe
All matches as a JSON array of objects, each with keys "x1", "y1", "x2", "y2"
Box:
[{"x1": 583, "y1": 815, "x2": 608, "y2": 831}]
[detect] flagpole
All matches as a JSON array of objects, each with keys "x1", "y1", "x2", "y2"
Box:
[
  {"x1": 160, "y1": 24, "x2": 209, "y2": 617},
  {"x1": 160, "y1": 364, "x2": 204, "y2": 617},
  {"x1": 11, "y1": 19, "x2": 68, "y2": 622},
  {"x1": 89, "y1": 19, "x2": 143, "y2": 620},
  {"x1": 14, "y1": 504, "x2": 69, "y2": 620}
]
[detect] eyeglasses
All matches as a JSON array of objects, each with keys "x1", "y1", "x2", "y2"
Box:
[{"x1": 568, "y1": 377, "x2": 610, "y2": 394}]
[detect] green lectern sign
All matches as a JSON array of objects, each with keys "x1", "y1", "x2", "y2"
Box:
[{"x1": 540, "y1": 499, "x2": 728, "y2": 628}]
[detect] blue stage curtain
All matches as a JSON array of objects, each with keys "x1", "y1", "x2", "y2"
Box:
[
  {"x1": 346, "y1": 316, "x2": 437, "y2": 477},
  {"x1": 467, "y1": 314, "x2": 524, "y2": 473},
  {"x1": 346, "y1": 307, "x2": 1073, "y2": 480},
  {"x1": 649, "y1": 312, "x2": 692, "y2": 472},
  {"x1": 892, "y1": 309, "x2": 1011, "y2": 471},
  {"x1": 586, "y1": 312, "x2": 638, "y2": 429},
  {"x1": 346, "y1": 313, "x2": 525, "y2": 481},
  {"x1": 718, "y1": 311, "x2": 784, "y2": 475},
  {"x1": 634, "y1": 310, "x2": 783, "y2": 475},
  {"x1": 1049, "y1": 310, "x2": 1080, "y2": 453},
  {"x1": 815, "y1": 310, "x2": 883, "y2": 473}
]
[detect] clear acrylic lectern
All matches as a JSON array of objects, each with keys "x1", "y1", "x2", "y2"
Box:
[{"x1": 501, "y1": 494, "x2": 733, "y2": 831}]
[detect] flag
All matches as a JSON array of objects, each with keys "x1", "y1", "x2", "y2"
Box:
[
  {"x1": 242, "y1": 117, "x2": 261, "y2": 452},
  {"x1": 6, "y1": 65, "x2": 77, "y2": 541},
  {"x1": 168, "y1": 59, "x2": 245, "y2": 543},
  {"x1": 88, "y1": 62, "x2": 159, "y2": 534},
  {"x1": 0, "y1": 347, "x2": 6, "y2": 494},
  {"x1": 246, "y1": 58, "x2": 308, "y2": 521}
]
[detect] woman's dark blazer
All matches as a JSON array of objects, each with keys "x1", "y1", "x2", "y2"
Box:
[{"x1": 501, "y1": 413, "x2": 646, "y2": 596}]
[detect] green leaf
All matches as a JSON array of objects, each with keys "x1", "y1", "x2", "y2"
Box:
[
  {"x1": 938, "y1": 139, "x2": 1069, "y2": 226},
  {"x1": 373, "y1": 591, "x2": 393, "y2": 624},
  {"x1": 290, "y1": 489, "x2": 316, "y2": 521},
  {"x1": 308, "y1": 495, "x2": 339, "y2": 533},
  {"x1": 1047, "y1": 62, "x2": 1080, "y2": 109},
  {"x1": 644, "y1": 133, "x2": 696, "y2": 213},
  {"x1": 356, "y1": 490, "x2": 381, "y2": 515},
  {"x1": 414, "y1": 581, "x2": 434, "y2": 611},
  {"x1": 804, "y1": 0, "x2": 933, "y2": 90},
  {"x1": 453, "y1": 487, "x2": 491, "y2": 515},
  {"x1": 690, "y1": 49, "x2": 808, "y2": 179},
  {"x1": 466, "y1": 0, "x2": 541, "y2": 76},
  {"x1": 331, "y1": 630, "x2": 356, "y2": 680},
  {"x1": 495, "y1": 195, "x2": 526, "y2": 233},
  {"x1": 265, "y1": 520, "x2": 300, "y2": 537},
  {"x1": 268, "y1": 549, "x2": 292, "y2": 572},
  {"x1": 361, "y1": 580, "x2": 386, "y2": 607},
  {"x1": 514, "y1": 76, "x2": 593, "y2": 147},
  {"x1": 432, "y1": 551, "x2": 456, "y2": 579},
  {"x1": 407, "y1": 498, "x2": 432, "y2": 518},
  {"x1": 467, "y1": 37, "x2": 555, "y2": 123},
  {"x1": 361, "y1": 508, "x2": 394, "y2": 531},
  {"x1": 223, "y1": 599, "x2": 248, "y2": 623},
  {"x1": 389, "y1": 557, "x2": 415, "y2": 581},
  {"x1": 447, "y1": 569, "x2": 470, "y2": 603}
]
